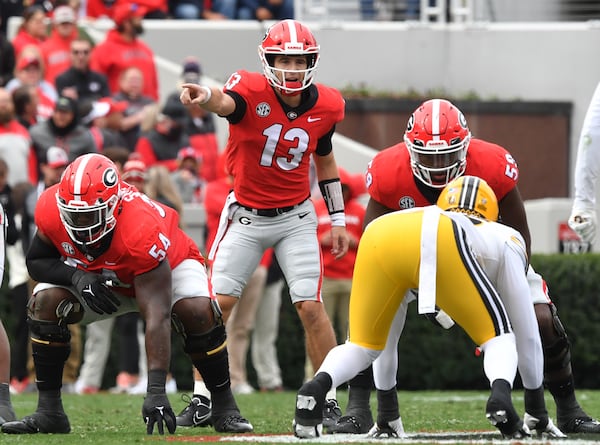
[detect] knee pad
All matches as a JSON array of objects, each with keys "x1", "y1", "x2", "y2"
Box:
[
  {"x1": 27, "y1": 316, "x2": 71, "y2": 344},
  {"x1": 289, "y1": 278, "x2": 318, "y2": 299},
  {"x1": 183, "y1": 323, "x2": 227, "y2": 356}
]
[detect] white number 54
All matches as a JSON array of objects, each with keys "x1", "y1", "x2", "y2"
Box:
[{"x1": 149, "y1": 233, "x2": 171, "y2": 261}]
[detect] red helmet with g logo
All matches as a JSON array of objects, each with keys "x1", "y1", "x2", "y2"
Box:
[
  {"x1": 258, "y1": 19, "x2": 320, "y2": 95},
  {"x1": 56, "y1": 153, "x2": 121, "y2": 247},
  {"x1": 404, "y1": 99, "x2": 471, "y2": 188}
]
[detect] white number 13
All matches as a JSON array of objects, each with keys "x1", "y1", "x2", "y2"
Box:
[{"x1": 260, "y1": 124, "x2": 309, "y2": 171}]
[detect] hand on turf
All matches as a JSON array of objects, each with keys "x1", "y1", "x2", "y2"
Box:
[
  {"x1": 71, "y1": 270, "x2": 120, "y2": 315},
  {"x1": 142, "y1": 393, "x2": 176, "y2": 435}
]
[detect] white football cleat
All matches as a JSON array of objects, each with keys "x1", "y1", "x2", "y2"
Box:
[
  {"x1": 367, "y1": 417, "x2": 407, "y2": 438},
  {"x1": 524, "y1": 412, "x2": 567, "y2": 438},
  {"x1": 293, "y1": 419, "x2": 323, "y2": 438}
]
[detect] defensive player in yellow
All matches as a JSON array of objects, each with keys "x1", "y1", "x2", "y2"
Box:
[
  {"x1": 368, "y1": 176, "x2": 565, "y2": 438},
  {"x1": 294, "y1": 176, "x2": 531, "y2": 439}
]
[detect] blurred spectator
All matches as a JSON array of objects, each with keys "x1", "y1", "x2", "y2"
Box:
[
  {"x1": 80, "y1": 96, "x2": 129, "y2": 149},
  {"x1": 0, "y1": 87, "x2": 35, "y2": 186},
  {"x1": 29, "y1": 95, "x2": 99, "y2": 172},
  {"x1": 0, "y1": 25, "x2": 15, "y2": 87},
  {"x1": 167, "y1": 56, "x2": 219, "y2": 181},
  {"x1": 6, "y1": 45, "x2": 57, "y2": 121},
  {"x1": 144, "y1": 164, "x2": 183, "y2": 214},
  {"x1": 169, "y1": 0, "x2": 236, "y2": 19},
  {"x1": 112, "y1": 66, "x2": 158, "y2": 151},
  {"x1": 101, "y1": 146, "x2": 131, "y2": 170},
  {"x1": 39, "y1": 6, "x2": 80, "y2": 85},
  {"x1": 170, "y1": 146, "x2": 204, "y2": 203},
  {"x1": 134, "y1": 96, "x2": 189, "y2": 171},
  {"x1": 11, "y1": 85, "x2": 38, "y2": 128},
  {"x1": 122, "y1": 157, "x2": 147, "y2": 190},
  {"x1": 237, "y1": 0, "x2": 294, "y2": 20},
  {"x1": 1, "y1": 2, "x2": 24, "y2": 37},
  {"x1": 90, "y1": 2, "x2": 159, "y2": 101},
  {"x1": 21, "y1": 146, "x2": 68, "y2": 252},
  {"x1": 11, "y1": 6, "x2": 47, "y2": 58},
  {"x1": 86, "y1": 0, "x2": 168, "y2": 20},
  {"x1": 169, "y1": 0, "x2": 203, "y2": 19},
  {"x1": 55, "y1": 38, "x2": 110, "y2": 100}
]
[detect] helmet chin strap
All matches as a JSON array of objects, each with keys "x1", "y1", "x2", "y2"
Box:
[{"x1": 280, "y1": 81, "x2": 303, "y2": 96}]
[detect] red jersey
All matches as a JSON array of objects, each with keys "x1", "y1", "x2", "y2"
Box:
[
  {"x1": 12, "y1": 29, "x2": 45, "y2": 58},
  {"x1": 34, "y1": 183, "x2": 204, "y2": 298},
  {"x1": 366, "y1": 138, "x2": 518, "y2": 210},
  {"x1": 223, "y1": 71, "x2": 345, "y2": 209},
  {"x1": 90, "y1": 30, "x2": 159, "y2": 101},
  {"x1": 40, "y1": 28, "x2": 78, "y2": 85},
  {"x1": 202, "y1": 176, "x2": 232, "y2": 252},
  {"x1": 315, "y1": 198, "x2": 364, "y2": 279}
]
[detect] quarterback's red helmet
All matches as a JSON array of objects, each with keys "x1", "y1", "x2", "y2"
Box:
[
  {"x1": 258, "y1": 19, "x2": 320, "y2": 95},
  {"x1": 404, "y1": 99, "x2": 471, "y2": 188},
  {"x1": 56, "y1": 153, "x2": 121, "y2": 246}
]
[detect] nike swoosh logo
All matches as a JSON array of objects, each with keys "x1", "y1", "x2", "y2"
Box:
[
  {"x1": 307, "y1": 116, "x2": 321, "y2": 122},
  {"x1": 298, "y1": 212, "x2": 311, "y2": 219}
]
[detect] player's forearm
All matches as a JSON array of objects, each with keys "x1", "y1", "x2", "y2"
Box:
[
  {"x1": 26, "y1": 234, "x2": 77, "y2": 285},
  {"x1": 144, "y1": 316, "x2": 172, "y2": 373}
]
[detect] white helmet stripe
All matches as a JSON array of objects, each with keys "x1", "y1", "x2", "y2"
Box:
[
  {"x1": 73, "y1": 154, "x2": 92, "y2": 198},
  {"x1": 431, "y1": 99, "x2": 441, "y2": 141},
  {"x1": 284, "y1": 19, "x2": 298, "y2": 43}
]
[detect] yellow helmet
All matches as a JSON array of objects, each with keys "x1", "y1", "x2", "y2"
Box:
[{"x1": 437, "y1": 175, "x2": 499, "y2": 221}]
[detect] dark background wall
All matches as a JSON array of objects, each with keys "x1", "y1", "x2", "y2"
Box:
[{"x1": 337, "y1": 99, "x2": 572, "y2": 200}]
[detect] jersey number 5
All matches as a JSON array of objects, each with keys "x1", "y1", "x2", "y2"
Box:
[
  {"x1": 149, "y1": 232, "x2": 171, "y2": 262},
  {"x1": 504, "y1": 154, "x2": 518, "y2": 181}
]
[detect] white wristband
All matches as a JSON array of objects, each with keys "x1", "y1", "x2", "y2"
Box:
[
  {"x1": 199, "y1": 86, "x2": 212, "y2": 105},
  {"x1": 330, "y1": 212, "x2": 346, "y2": 227}
]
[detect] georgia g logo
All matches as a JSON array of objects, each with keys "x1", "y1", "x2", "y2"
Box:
[
  {"x1": 406, "y1": 114, "x2": 415, "y2": 132},
  {"x1": 103, "y1": 168, "x2": 118, "y2": 188},
  {"x1": 459, "y1": 112, "x2": 468, "y2": 129}
]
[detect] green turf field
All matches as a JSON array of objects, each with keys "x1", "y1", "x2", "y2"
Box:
[{"x1": 1, "y1": 389, "x2": 600, "y2": 444}]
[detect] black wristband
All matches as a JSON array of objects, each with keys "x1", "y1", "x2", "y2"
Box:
[{"x1": 147, "y1": 369, "x2": 168, "y2": 394}]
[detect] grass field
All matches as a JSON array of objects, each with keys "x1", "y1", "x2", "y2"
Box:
[{"x1": 2, "y1": 389, "x2": 600, "y2": 444}]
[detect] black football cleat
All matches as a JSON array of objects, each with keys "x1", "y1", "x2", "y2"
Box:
[
  {"x1": 176, "y1": 394, "x2": 212, "y2": 427},
  {"x1": 213, "y1": 413, "x2": 253, "y2": 433},
  {"x1": 2, "y1": 411, "x2": 71, "y2": 434}
]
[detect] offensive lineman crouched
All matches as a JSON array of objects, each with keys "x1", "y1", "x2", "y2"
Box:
[{"x1": 1, "y1": 153, "x2": 252, "y2": 435}]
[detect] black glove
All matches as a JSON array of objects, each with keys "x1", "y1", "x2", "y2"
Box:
[
  {"x1": 142, "y1": 392, "x2": 176, "y2": 434},
  {"x1": 71, "y1": 269, "x2": 120, "y2": 315}
]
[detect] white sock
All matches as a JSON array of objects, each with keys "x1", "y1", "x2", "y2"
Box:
[{"x1": 193, "y1": 380, "x2": 211, "y2": 399}]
